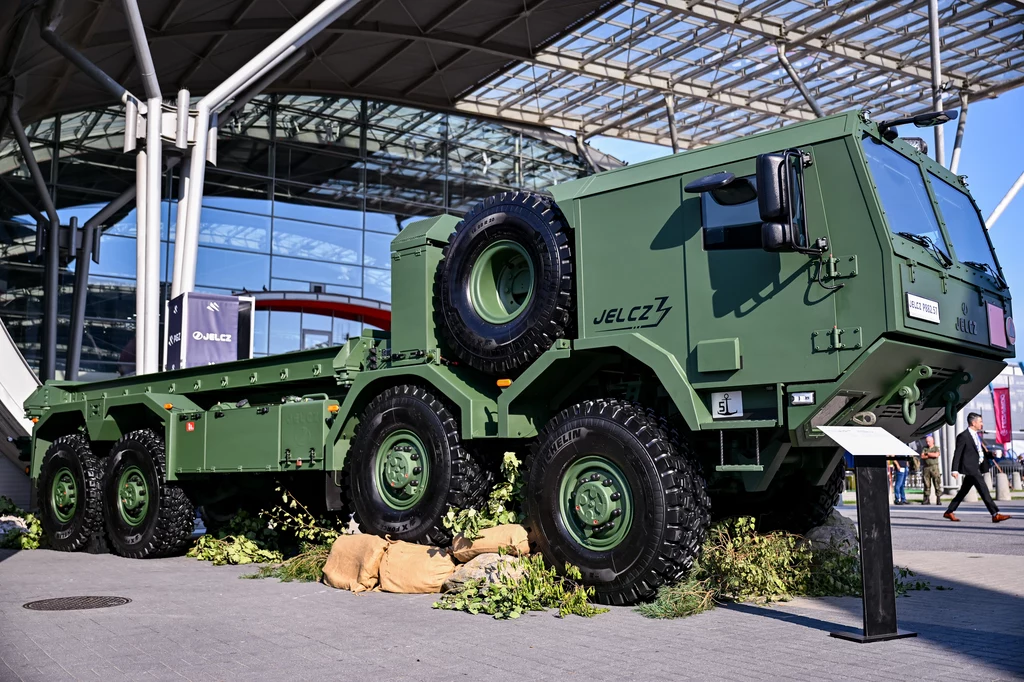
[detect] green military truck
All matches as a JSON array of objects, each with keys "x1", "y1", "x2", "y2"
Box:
[{"x1": 23, "y1": 110, "x2": 1012, "y2": 605}]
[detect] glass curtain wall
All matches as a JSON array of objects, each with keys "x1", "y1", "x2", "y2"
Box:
[{"x1": 0, "y1": 96, "x2": 589, "y2": 379}]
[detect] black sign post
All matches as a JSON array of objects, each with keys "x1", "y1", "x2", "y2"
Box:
[{"x1": 830, "y1": 456, "x2": 917, "y2": 643}]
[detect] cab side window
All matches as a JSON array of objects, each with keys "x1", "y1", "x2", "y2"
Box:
[{"x1": 700, "y1": 176, "x2": 761, "y2": 250}]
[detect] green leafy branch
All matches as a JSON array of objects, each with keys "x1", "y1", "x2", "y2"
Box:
[
  {"x1": 434, "y1": 554, "x2": 608, "y2": 619},
  {"x1": 443, "y1": 452, "x2": 525, "y2": 540}
]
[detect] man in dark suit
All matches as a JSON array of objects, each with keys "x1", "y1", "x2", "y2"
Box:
[{"x1": 944, "y1": 413, "x2": 1012, "y2": 523}]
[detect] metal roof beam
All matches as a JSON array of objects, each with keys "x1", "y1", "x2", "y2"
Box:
[{"x1": 646, "y1": 0, "x2": 975, "y2": 84}]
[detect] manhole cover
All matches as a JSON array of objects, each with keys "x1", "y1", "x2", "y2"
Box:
[{"x1": 23, "y1": 596, "x2": 131, "y2": 611}]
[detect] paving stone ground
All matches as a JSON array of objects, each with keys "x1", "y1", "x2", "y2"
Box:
[{"x1": 1, "y1": 501, "x2": 1021, "y2": 682}]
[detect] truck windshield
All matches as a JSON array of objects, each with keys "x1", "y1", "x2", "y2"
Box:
[
  {"x1": 861, "y1": 138, "x2": 949, "y2": 259},
  {"x1": 927, "y1": 173, "x2": 998, "y2": 271}
]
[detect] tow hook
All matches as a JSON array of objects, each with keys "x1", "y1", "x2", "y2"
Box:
[{"x1": 879, "y1": 365, "x2": 933, "y2": 426}]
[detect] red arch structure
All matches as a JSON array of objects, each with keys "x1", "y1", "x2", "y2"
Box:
[{"x1": 246, "y1": 291, "x2": 392, "y2": 331}]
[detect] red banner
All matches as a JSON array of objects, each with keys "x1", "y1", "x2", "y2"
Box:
[{"x1": 993, "y1": 387, "x2": 1012, "y2": 445}]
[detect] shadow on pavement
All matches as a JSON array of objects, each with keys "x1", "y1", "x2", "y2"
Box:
[{"x1": 723, "y1": 568, "x2": 1024, "y2": 677}]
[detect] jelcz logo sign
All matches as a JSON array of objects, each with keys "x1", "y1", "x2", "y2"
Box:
[
  {"x1": 593, "y1": 296, "x2": 672, "y2": 332},
  {"x1": 192, "y1": 330, "x2": 232, "y2": 343}
]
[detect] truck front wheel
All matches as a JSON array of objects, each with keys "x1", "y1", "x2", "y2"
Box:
[
  {"x1": 347, "y1": 385, "x2": 488, "y2": 546},
  {"x1": 525, "y1": 400, "x2": 710, "y2": 605},
  {"x1": 37, "y1": 434, "x2": 105, "y2": 552},
  {"x1": 103, "y1": 429, "x2": 195, "y2": 558}
]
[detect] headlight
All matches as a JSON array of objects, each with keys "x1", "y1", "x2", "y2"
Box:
[{"x1": 1007, "y1": 316, "x2": 1016, "y2": 345}]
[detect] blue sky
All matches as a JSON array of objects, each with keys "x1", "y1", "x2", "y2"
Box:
[{"x1": 590, "y1": 90, "x2": 1024, "y2": 358}]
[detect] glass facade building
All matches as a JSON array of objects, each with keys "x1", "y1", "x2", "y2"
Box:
[{"x1": 0, "y1": 95, "x2": 594, "y2": 379}]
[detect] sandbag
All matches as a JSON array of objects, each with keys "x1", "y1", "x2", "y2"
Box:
[
  {"x1": 322, "y1": 534, "x2": 389, "y2": 593},
  {"x1": 379, "y1": 541, "x2": 455, "y2": 594},
  {"x1": 451, "y1": 524, "x2": 530, "y2": 563}
]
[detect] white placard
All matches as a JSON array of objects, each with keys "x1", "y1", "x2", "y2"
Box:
[
  {"x1": 818, "y1": 426, "x2": 918, "y2": 458},
  {"x1": 711, "y1": 391, "x2": 743, "y2": 419},
  {"x1": 906, "y1": 293, "x2": 940, "y2": 324}
]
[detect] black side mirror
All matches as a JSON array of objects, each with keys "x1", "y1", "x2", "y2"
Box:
[
  {"x1": 684, "y1": 171, "x2": 736, "y2": 194},
  {"x1": 762, "y1": 222, "x2": 791, "y2": 252},
  {"x1": 756, "y1": 153, "x2": 788, "y2": 222}
]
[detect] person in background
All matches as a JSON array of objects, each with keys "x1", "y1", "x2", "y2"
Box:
[
  {"x1": 890, "y1": 457, "x2": 908, "y2": 505},
  {"x1": 920, "y1": 434, "x2": 942, "y2": 504},
  {"x1": 944, "y1": 413, "x2": 1012, "y2": 523}
]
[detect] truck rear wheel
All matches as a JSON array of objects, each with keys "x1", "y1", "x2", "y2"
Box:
[
  {"x1": 103, "y1": 429, "x2": 195, "y2": 558},
  {"x1": 437, "y1": 191, "x2": 574, "y2": 375},
  {"x1": 37, "y1": 434, "x2": 105, "y2": 552},
  {"x1": 347, "y1": 385, "x2": 488, "y2": 546},
  {"x1": 525, "y1": 400, "x2": 710, "y2": 606}
]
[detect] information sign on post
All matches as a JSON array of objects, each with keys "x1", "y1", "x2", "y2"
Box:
[{"x1": 819, "y1": 426, "x2": 918, "y2": 644}]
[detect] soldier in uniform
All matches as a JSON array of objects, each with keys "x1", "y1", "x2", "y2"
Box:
[{"x1": 920, "y1": 434, "x2": 942, "y2": 504}]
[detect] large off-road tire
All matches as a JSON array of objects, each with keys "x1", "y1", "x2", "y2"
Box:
[
  {"x1": 436, "y1": 191, "x2": 574, "y2": 375},
  {"x1": 103, "y1": 429, "x2": 195, "y2": 558},
  {"x1": 760, "y1": 461, "x2": 846, "y2": 534},
  {"x1": 37, "y1": 434, "x2": 105, "y2": 552},
  {"x1": 346, "y1": 385, "x2": 489, "y2": 546},
  {"x1": 525, "y1": 400, "x2": 711, "y2": 606}
]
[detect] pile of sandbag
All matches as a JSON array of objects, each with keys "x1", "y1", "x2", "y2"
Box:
[{"x1": 321, "y1": 524, "x2": 530, "y2": 594}]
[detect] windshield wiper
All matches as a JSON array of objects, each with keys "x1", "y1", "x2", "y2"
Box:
[
  {"x1": 963, "y1": 260, "x2": 1008, "y2": 289},
  {"x1": 896, "y1": 231, "x2": 952, "y2": 268}
]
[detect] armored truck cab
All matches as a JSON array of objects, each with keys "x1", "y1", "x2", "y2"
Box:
[{"x1": 23, "y1": 111, "x2": 1011, "y2": 605}]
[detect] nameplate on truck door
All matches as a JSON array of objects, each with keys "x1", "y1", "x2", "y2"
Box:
[{"x1": 906, "y1": 293, "x2": 940, "y2": 324}]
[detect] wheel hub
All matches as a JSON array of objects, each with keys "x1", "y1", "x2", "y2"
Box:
[
  {"x1": 383, "y1": 447, "x2": 416, "y2": 490},
  {"x1": 573, "y1": 481, "x2": 615, "y2": 526},
  {"x1": 470, "y1": 240, "x2": 535, "y2": 324},
  {"x1": 559, "y1": 456, "x2": 633, "y2": 551},
  {"x1": 50, "y1": 468, "x2": 78, "y2": 522},
  {"x1": 116, "y1": 466, "x2": 149, "y2": 527},
  {"x1": 375, "y1": 431, "x2": 428, "y2": 510}
]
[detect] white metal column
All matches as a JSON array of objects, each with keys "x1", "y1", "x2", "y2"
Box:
[
  {"x1": 134, "y1": 148, "x2": 148, "y2": 374},
  {"x1": 175, "y1": 0, "x2": 363, "y2": 296},
  {"x1": 927, "y1": 0, "x2": 945, "y2": 165}
]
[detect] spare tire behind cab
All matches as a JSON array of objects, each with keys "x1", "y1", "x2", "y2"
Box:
[{"x1": 436, "y1": 192, "x2": 574, "y2": 376}]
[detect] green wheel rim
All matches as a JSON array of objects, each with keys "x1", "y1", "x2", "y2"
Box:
[
  {"x1": 50, "y1": 467, "x2": 78, "y2": 523},
  {"x1": 469, "y1": 240, "x2": 535, "y2": 324},
  {"x1": 116, "y1": 465, "x2": 150, "y2": 527},
  {"x1": 375, "y1": 430, "x2": 429, "y2": 511},
  {"x1": 558, "y1": 456, "x2": 633, "y2": 551}
]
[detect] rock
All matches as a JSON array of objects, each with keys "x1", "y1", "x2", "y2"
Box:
[
  {"x1": 0, "y1": 515, "x2": 28, "y2": 543},
  {"x1": 983, "y1": 471, "x2": 993, "y2": 491},
  {"x1": 803, "y1": 509, "x2": 858, "y2": 554},
  {"x1": 442, "y1": 553, "x2": 524, "y2": 593},
  {"x1": 965, "y1": 484, "x2": 978, "y2": 502},
  {"x1": 1013, "y1": 471, "x2": 1022, "y2": 491}
]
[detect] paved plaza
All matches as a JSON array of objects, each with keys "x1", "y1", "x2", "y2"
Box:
[{"x1": 1, "y1": 501, "x2": 1022, "y2": 682}]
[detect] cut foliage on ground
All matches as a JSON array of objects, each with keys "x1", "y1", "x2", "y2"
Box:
[
  {"x1": 188, "y1": 489, "x2": 345, "y2": 571},
  {"x1": 637, "y1": 515, "x2": 929, "y2": 619},
  {"x1": 434, "y1": 554, "x2": 609, "y2": 619},
  {"x1": 0, "y1": 496, "x2": 45, "y2": 550}
]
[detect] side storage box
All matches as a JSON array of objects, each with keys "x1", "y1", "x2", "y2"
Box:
[{"x1": 169, "y1": 400, "x2": 333, "y2": 474}]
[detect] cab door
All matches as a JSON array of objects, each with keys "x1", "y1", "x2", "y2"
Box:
[{"x1": 682, "y1": 157, "x2": 840, "y2": 416}]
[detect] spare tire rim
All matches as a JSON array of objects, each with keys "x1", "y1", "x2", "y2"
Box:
[
  {"x1": 117, "y1": 466, "x2": 150, "y2": 527},
  {"x1": 558, "y1": 456, "x2": 633, "y2": 551},
  {"x1": 375, "y1": 430, "x2": 429, "y2": 510},
  {"x1": 51, "y1": 467, "x2": 78, "y2": 523},
  {"x1": 469, "y1": 240, "x2": 535, "y2": 324}
]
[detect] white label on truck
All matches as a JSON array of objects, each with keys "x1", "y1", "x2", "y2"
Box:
[
  {"x1": 711, "y1": 391, "x2": 743, "y2": 419},
  {"x1": 906, "y1": 293, "x2": 940, "y2": 324}
]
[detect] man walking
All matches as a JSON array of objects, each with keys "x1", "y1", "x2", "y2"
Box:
[
  {"x1": 944, "y1": 413, "x2": 1012, "y2": 523},
  {"x1": 920, "y1": 435, "x2": 942, "y2": 504}
]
